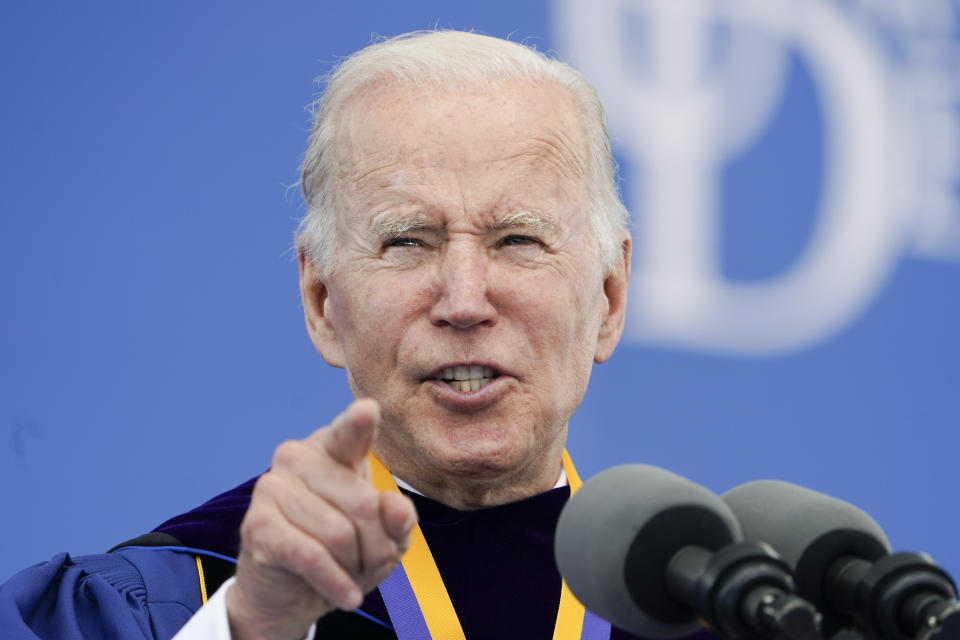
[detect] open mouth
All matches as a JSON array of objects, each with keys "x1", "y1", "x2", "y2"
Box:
[{"x1": 436, "y1": 365, "x2": 499, "y2": 392}]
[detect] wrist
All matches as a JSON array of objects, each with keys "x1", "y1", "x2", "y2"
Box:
[{"x1": 226, "y1": 579, "x2": 324, "y2": 640}]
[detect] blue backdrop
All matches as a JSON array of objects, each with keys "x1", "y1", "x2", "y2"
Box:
[{"x1": 2, "y1": 0, "x2": 958, "y2": 592}]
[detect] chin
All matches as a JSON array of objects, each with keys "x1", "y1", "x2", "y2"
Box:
[{"x1": 427, "y1": 429, "x2": 530, "y2": 477}]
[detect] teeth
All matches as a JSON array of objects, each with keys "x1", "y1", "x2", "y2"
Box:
[
  {"x1": 447, "y1": 378, "x2": 495, "y2": 392},
  {"x1": 435, "y1": 366, "x2": 497, "y2": 392},
  {"x1": 438, "y1": 366, "x2": 495, "y2": 381}
]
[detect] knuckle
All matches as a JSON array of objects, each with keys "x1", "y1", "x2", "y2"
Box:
[
  {"x1": 365, "y1": 538, "x2": 403, "y2": 569},
  {"x1": 325, "y1": 516, "x2": 357, "y2": 554},
  {"x1": 246, "y1": 544, "x2": 277, "y2": 572},
  {"x1": 351, "y1": 492, "x2": 380, "y2": 521},
  {"x1": 246, "y1": 474, "x2": 289, "y2": 515},
  {"x1": 239, "y1": 510, "x2": 271, "y2": 546},
  {"x1": 271, "y1": 439, "x2": 303, "y2": 468},
  {"x1": 237, "y1": 523, "x2": 281, "y2": 572},
  {"x1": 290, "y1": 547, "x2": 352, "y2": 599},
  {"x1": 281, "y1": 541, "x2": 314, "y2": 571},
  {"x1": 252, "y1": 470, "x2": 281, "y2": 497},
  {"x1": 279, "y1": 539, "x2": 331, "y2": 582}
]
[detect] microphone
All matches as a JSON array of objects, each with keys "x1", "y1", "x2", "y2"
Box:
[
  {"x1": 555, "y1": 465, "x2": 822, "y2": 640},
  {"x1": 723, "y1": 480, "x2": 960, "y2": 640}
]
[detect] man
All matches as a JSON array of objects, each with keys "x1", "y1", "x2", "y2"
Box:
[{"x1": 0, "y1": 30, "x2": 698, "y2": 639}]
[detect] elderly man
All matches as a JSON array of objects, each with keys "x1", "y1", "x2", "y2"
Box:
[{"x1": 0, "y1": 30, "x2": 693, "y2": 640}]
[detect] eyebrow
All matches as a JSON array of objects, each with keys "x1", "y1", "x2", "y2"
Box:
[
  {"x1": 492, "y1": 210, "x2": 556, "y2": 232},
  {"x1": 370, "y1": 209, "x2": 558, "y2": 238},
  {"x1": 370, "y1": 211, "x2": 432, "y2": 238}
]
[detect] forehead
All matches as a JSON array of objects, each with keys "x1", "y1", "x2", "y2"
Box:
[{"x1": 332, "y1": 79, "x2": 590, "y2": 220}]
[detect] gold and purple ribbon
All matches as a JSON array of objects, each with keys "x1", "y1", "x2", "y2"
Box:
[{"x1": 370, "y1": 451, "x2": 611, "y2": 640}]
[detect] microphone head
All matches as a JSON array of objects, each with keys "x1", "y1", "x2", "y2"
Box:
[
  {"x1": 555, "y1": 464, "x2": 741, "y2": 638},
  {"x1": 722, "y1": 480, "x2": 890, "y2": 609}
]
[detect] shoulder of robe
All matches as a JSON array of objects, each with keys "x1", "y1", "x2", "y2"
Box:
[{"x1": 0, "y1": 547, "x2": 203, "y2": 639}]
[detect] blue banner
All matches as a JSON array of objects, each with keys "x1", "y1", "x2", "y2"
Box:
[{"x1": 1, "y1": 0, "x2": 957, "y2": 596}]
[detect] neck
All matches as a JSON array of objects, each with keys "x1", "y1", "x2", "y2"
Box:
[
  {"x1": 374, "y1": 439, "x2": 567, "y2": 511},
  {"x1": 394, "y1": 465, "x2": 566, "y2": 503}
]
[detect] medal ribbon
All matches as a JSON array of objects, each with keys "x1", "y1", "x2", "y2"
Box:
[{"x1": 369, "y1": 450, "x2": 610, "y2": 640}]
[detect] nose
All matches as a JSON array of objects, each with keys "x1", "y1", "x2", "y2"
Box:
[{"x1": 428, "y1": 243, "x2": 498, "y2": 329}]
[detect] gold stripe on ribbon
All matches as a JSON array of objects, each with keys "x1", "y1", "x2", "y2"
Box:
[{"x1": 552, "y1": 449, "x2": 588, "y2": 640}]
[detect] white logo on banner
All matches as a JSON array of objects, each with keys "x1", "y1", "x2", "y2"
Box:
[{"x1": 554, "y1": 0, "x2": 960, "y2": 354}]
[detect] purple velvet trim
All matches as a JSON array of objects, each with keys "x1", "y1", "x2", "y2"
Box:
[
  {"x1": 152, "y1": 475, "x2": 258, "y2": 558},
  {"x1": 378, "y1": 564, "x2": 433, "y2": 640},
  {"x1": 150, "y1": 474, "x2": 712, "y2": 640}
]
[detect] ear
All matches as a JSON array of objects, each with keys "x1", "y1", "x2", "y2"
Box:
[
  {"x1": 298, "y1": 248, "x2": 346, "y2": 369},
  {"x1": 594, "y1": 233, "x2": 631, "y2": 364}
]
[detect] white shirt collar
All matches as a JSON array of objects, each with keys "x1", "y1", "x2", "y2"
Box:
[{"x1": 392, "y1": 468, "x2": 568, "y2": 496}]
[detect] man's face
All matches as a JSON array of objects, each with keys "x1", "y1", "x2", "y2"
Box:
[{"x1": 301, "y1": 79, "x2": 629, "y2": 505}]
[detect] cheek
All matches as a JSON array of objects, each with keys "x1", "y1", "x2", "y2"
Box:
[
  {"x1": 508, "y1": 270, "x2": 600, "y2": 340},
  {"x1": 330, "y1": 274, "x2": 430, "y2": 366}
]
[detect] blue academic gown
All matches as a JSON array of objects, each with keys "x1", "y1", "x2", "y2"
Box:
[
  {"x1": 0, "y1": 547, "x2": 201, "y2": 639},
  {"x1": 0, "y1": 476, "x2": 715, "y2": 640}
]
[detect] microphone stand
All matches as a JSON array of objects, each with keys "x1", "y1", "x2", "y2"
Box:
[
  {"x1": 825, "y1": 552, "x2": 960, "y2": 640},
  {"x1": 665, "y1": 541, "x2": 824, "y2": 640}
]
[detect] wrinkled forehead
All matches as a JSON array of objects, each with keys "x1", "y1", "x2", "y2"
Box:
[{"x1": 331, "y1": 78, "x2": 591, "y2": 201}]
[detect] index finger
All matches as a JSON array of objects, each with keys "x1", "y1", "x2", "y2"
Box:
[{"x1": 315, "y1": 398, "x2": 380, "y2": 468}]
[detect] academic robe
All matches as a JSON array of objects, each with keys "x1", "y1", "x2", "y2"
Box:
[{"x1": 0, "y1": 475, "x2": 715, "y2": 639}]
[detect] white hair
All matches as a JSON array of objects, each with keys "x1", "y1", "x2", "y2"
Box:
[{"x1": 297, "y1": 30, "x2": 628, "y2": 277}]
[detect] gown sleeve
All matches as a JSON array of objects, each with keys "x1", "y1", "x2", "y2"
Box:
[{"x1": 0, "y1": 548, "x2": 203, "y2": 639}]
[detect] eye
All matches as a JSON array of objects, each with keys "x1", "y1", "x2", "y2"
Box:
[
  {"x1": 385, "y1": 236, "x2": 422, "y2": 248},
  {"x1": 499, "y1": 235, "x2": 542, "y2": 247}
]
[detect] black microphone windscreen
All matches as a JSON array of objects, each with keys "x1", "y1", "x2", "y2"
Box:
[{"x1": 556, "y1": 464, "x2": 741, "y2": 638}]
